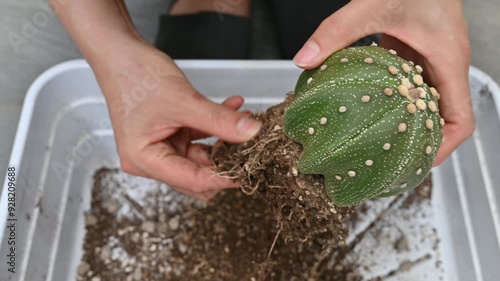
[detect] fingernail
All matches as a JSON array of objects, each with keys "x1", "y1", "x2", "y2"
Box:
[
  {"x1": 294, "y1": 40, "x2": 320, "y2": 67},
  {"x1": 237, "y1": 116, "x2": 262, "y2": 138}
]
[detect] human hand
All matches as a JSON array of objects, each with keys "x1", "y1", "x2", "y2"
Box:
[
  {"x1": 93, "y1": 43, "x2": 261, "y2": 201},
  {"x1": 293, "y1": 0, "x2": 474, "y2": 166},
  {"x1": 51, "y1": 0, "x2": 261, "y2": 200}
]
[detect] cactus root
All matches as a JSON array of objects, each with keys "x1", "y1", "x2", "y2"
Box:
[{"x1": 212, "y1": 94, "x2": 353, "y2": 242}]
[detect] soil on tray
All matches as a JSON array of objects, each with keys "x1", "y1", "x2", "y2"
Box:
[
  {"x1": 78, "y1": 94, "x2": 437, "y2": 281},
  {"x1": 79, "y1": 169, "x2": 434, "y2": 281},
  {"x1": 80, "y1": 169, "x2": 360, "y2": 281}
]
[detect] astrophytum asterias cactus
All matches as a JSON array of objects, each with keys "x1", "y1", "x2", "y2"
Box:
[{"x1": 283, "y1": 45, "x2": 444, "y2": 206}]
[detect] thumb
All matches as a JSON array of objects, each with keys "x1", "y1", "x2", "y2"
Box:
[
  {"x1": 183, "y1": 95, "x2": 262, "y2": 143},
  {"x1": 293, "y1": 0, "x2": 386, "y2": 69}
]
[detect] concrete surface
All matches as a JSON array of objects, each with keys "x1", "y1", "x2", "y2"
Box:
[
  {"x1": 0, "y1": 0, "x2": 499, "y2": 190},
  {"x1": 464, "y1": 0, "x2": 500, "y2": 84}
]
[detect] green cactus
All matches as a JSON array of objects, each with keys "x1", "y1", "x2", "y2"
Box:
[{"x1": 283, "y1": 45, "x2": 443, "y2": 206}]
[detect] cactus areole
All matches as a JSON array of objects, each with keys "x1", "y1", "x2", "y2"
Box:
[{"x1": 283, "y1": 46, "x2": 443, "y2": 206}]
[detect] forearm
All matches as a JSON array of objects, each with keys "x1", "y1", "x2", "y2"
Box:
[
  {"x1": 49, "y1": 0, "x2": 149, "y2": 66},
  {"x1": 50, "y1": 0, "x2": 186, "y2": 105}
]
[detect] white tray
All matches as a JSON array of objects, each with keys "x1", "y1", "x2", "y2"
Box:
[{"x1": 1, "y1": 60, "x2": 500, "y2": 281}]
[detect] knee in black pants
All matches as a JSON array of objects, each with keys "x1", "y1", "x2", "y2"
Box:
[{"x1": 155, "y1": 12, "x2": 251, "y2": 59}]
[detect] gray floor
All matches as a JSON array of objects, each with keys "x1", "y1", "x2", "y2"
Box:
[
  {"x1": 0, "y1": 0, "x2": 499, "y2": 185},
  {"x1": 464, "y1": 0, "x2": 500, "y2": 84}
]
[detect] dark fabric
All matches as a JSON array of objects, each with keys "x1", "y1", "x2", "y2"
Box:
[
  {"x1": 154, "y1": 12, "x2": 251, "y2": 59},
  {"x1": 154, "y1": 1, "x2": 379, "y2": 60},
  {"x1": 270, "y1": 0, "x2": 350, "y2": 59}
]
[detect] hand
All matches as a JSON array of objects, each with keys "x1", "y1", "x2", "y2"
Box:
[
  {"x1": 293, "y1": 0, "x2": 474, "y2": 166},
  {"x1": 94, "y1": 43, "x2": 261, "y2": 200},
  {"x1": 51, "y1": 0, "x2": 261, "y2": 200}
]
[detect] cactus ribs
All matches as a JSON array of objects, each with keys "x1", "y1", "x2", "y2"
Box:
[{"x1": 283, "y1": 46, "x2": 443, "y2": 206}]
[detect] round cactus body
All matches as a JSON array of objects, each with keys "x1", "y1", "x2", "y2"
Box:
[{"x1": 283, "y1": 46, "x2": 443, "y2": 206}]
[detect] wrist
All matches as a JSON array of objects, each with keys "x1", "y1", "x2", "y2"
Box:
[
  {"x1": 84, "y1": 35, "x2": 151, "y2": 68},
  {"x1": 89, "y1": 38, "x2": 184, "y2": 99}
]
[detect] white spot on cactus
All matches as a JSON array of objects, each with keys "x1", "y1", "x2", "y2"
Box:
[
  {"x1": 383, "y1": 143, "x2": 391, "y2": 150},
  {"x1": 407, "y1": 103, "x2": 417, "y2": 114},
  {"x1": 418, "y1": 87, "x2": 427, "y2": 98},
  {"x1": 308, "y1": 127, "x2": 315, "y2": 135},
  {"x1": 416, "y1": 65, "x2": 423, "y2": 73},
  {"x1": 426, "y1": 119, "x2": 434, "y2": 130},
  {"x1": 401, "y1": 63, "x2": 411, "y2": 73},
  {"x1": 428, "y1": 101, "x2": 438, "y2": 112},
  {"x1": 361, "y1": 95, "x2": 371, "y2": 103},
  {"x1": 409, "y1": 61, "x2": 415, "y2": 66},
  {"x1": 339, "y1": 106, "x2": 347, "y2": 113},
  {"x1": 416, "y1": 168, "x2": 422, "y2": 175},
  {"x1": 320, "y1": 117, "x2": 328, "y2": 125},
  {"x1": 398, "y1": 85, "x2": 409, "y2": 96},
  {"x1": 307, "y1": 77, "x2": 313, "y2": 85},
  {"x1": 384, "y1": 88, "x2": 393, "y2": 96},
  {"x1": 389, "y1": 49, "x2": 397, "y2": 55},
  {"x1": 364, "y1": 57, "x2": 374, "y2": 64},
  {"x1": 341, "y1": 58, "x2": 348, "y2": 63},
  {"x1": 430, "y1": 87, "x2": 439, "y2": 97},
  {"x1": 371, "y1": 42, "x2": 378, "y2": 46},
  {"x1": 440, "y1": 118, "x2": 445, "y2": 126},
  {"x1": 320, "y1": 64, "x2": 328, "y2": 71},
  {"x1": 335, "y1": 175, "x2": 342, "y2": 181},
  {"x1": 388, "y1": 66, "x2": 398, "y2": 75},
  {"x1": 413, "y1": 75, "x2": 424, "y2": 86},
  {"x1": 348, "y1": 171, "x2": 356, "y2": 177},
  {"x1": 425, "y1": 146, "x2": 433, "y2": 155},
  {"x1": 398, "y1": 123, "x2": 407, "y2": 132},
  {"x1": 400, "y1": 183, "x2": 408, "y2": 189},
  {"x1": 365, "y1": 160, "x2": 374, "y2": 167},
  {"x1": 401, "y1": 78, "x2": 413, "y2": 89},
  {"x1": 416, "y1": 99, "x2": 427, "y2": 111}
]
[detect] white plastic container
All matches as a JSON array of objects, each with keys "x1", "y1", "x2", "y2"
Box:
[{"x1": 1, "y1": 60, "x2": 499, "y2": 281}]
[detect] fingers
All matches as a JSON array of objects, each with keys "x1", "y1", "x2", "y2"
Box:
[
  {"x1": 433, "y1": 108, "x2": 475, "y2": 166},
  {"x1": 222, "y1": 95, "x2": 245, "y2": 110},
  {"x1": 137, "y1": 142, "x2": 239, "y2": 193},
  {"x1": 198, "y1": 190, "x2": 219, "y2": 202},
  {"x1": 426, "y1": 40, "x2": 473, "y2": 165},
  {"x1": 294, "y1": 0, "x2": 383, "y2": 69},
  {"x1": 189, "y1": 96, "x2": 246, "y2": 140},
  {"x1": 432, "y1": 79, "x2": 474, "y2": 166},
  {"x1": 170, "y1": 185, "x2": 219, "y2": 202},
  {"x1": 434, "y1": 123, "x2": 472, "y2": 166},
  {"x1": 186, "y1": 143, "x2": 212, "y2": 166},
  {"x1": 184, "y1": 95, "x2": 262, "y2": 143}
]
